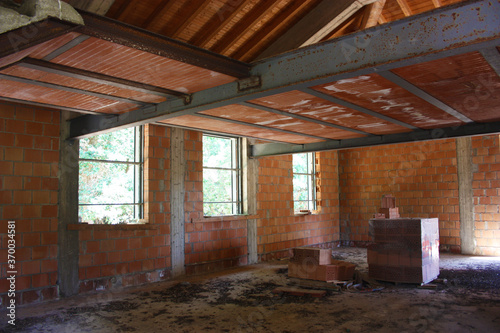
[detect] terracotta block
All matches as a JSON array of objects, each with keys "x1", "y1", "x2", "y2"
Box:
[
  {"x1": 381, "y1": 195, "x2": 396, "y2": 208},
  {"x1": 291, "y1": 247, "x2": 331, "y2": 265},
  {"x1": 288, "y1": 259, "x2": 355, "y2": 282},
  {"x1": 379, "y1": 208, "x2": 400, "y2": 219}
]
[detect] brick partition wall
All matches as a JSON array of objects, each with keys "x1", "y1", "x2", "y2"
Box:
[
  {"x1": 183, "y1": 131, "x2": 248, "y2": 275},
  {"x1": 257, "y1": 151, "x2": 341, "y2": 261},
  {"x1": 0, "y1": 103, "x2": 60, "y2": 306},
  {"x1": 338, "y1": 139, "x2": 461, "y2": 252},
  {"x1": 472, "y1": 135, "x2": 500, "y2": 256},
  {"x1": 77, "y1": 124, "x2": 171, "y2": 293}
]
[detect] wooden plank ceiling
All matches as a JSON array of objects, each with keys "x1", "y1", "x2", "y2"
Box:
[{"x1": 1, "y1": 0, "x2": 500, "y2": 154}]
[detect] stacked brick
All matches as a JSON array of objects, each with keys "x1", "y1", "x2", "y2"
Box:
[
  {"x1": 288, "y1": 247, "x2": 355, "y2": 281},
  {"x1": 376, "y1": 194, "x2": 400, "y2": 219},
  {"x1": 0, "y1": 104, "x2": 60, "y2": 306},
  {"x1": 368, "y1": 218, "x2": 440, "y2": 284}
]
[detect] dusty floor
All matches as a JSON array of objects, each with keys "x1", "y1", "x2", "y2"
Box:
[{"x1": 2, "y1": 247, "x2": 500, "y2": 333}]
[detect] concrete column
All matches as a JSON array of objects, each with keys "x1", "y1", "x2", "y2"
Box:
[
  {"x1": 456, "y1": 137, "x2": 475, "y2": 254},
  {"x1": 170, "y1": 127, "x2": 186, "y2": 277},
  {"x1": 57, "y1": 111, "x2": 80, "y2": 297},
  {"x1": 242, "y1": 139, "x2": 258, "y2": 264}
]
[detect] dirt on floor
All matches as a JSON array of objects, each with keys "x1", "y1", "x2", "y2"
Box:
[{"x1": 1, "y1": 247, "x2": 500, "y2": 333}]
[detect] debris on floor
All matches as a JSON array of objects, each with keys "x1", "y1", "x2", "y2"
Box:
[
  {"x1": 272, "y1": 287, "x2": 326, "y2": 297},
  {"x1": 1, "y1": 248, "x2": 499, "y2": 333}
]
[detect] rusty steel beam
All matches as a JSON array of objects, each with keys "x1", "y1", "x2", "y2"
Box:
[
  {"x1": 18, "y1": 57, "x2": 187, "y2": 99},
  {"x1": 251, "y1": 121, "x2": 500, "y2": 157},
  {"x1": 0, "y1": 18, "x2": 79, "y2": 59},
  {"x1": 76, "y1": 11, "x2": 250, "y2": 79},
  {"x1": 0, "y1": 72, "x2": 147, "y2": 105}
]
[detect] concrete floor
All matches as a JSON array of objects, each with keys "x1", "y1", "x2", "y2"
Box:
[{"x1": 2, "y1": 247, "x2": 500, "y2": 332}]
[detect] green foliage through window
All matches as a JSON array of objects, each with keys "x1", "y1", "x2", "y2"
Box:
[
  {"x1": 293, "y1": 152, "x2": 316, "y2": 212},
  {"x1": 203, "y1": 135, "x2": 241, "y2": 216},
  {"x1": 78, "y1": 126, "x2": 143, "y2": 224}
]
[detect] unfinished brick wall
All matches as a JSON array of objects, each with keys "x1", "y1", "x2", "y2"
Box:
[
  {"x1": 472, "y1": 135, "x2": 500, "y2": 256},
  {"x1": 183, "y1": 131, "x2": 248, "y2": 274},
  {"x1": 257, "y1": 151, "x2": 340, "y2": 261},
  {"x1": 339, "y1": 139, "x2": 461, "y2": 251},
  {"x1": 77, "y1": 124, "x2": 171, "y2": 292},
  {"x1": 0, "y1": 102, "x2": 60, "y2": 306}
]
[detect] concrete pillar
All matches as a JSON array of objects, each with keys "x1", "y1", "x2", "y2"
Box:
[
  {"x1": 57, "y1": 111, "x2": 80, "y2": 297},
  {"x1": 242, "y1": 139, "x2": 258, "y2": 264},
  {"x1": 170, "y1": 127, "x2": 186, "y2": 277},
  {"x1": 456, "y1": 137, "x2": 475, "y2": 254}
]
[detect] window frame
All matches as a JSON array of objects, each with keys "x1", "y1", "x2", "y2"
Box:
[
  {"x1": 202, "y1": 134, "x2": 243, "y2": 216},
  {"x1": 293, "y1": 152, "x2": 317, "y2": 213},
  {"x1": 78, "y1": 126, "x2": 144, "y2": 224}
]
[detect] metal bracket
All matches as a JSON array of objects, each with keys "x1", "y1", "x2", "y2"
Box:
[{"x1": 238, "y1": 76, "x2": 261, "y2": 92}]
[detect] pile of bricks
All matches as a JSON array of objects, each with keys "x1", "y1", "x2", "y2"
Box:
[
  {"x1": 288, "y1": 247, "x2": 355, "y2": 282},
  {"x1": 368, "y1": 218, "x2": 440, "y2": 284},
  {"x1": 375, "y1": 194, "x2": 400, "y2": 219}
]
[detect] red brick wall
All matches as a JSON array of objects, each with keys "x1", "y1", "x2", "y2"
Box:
[
  {"x1": 183, "y1": 131, "x2": 248, "y2": 274},
  {"x1": 338, "y1": 139, "x2": 461, "y2": 251},
  {"x1": 3, "y1": 100, "x2": 498, "y2": 305},
  {"x1": 257, "y1": 151, "x2": 340, "y2": 260},
  {"x1": 0, "y1": 103, "x2": 60, "y2": 306},
  {"x1": 77, "y1": 124, "x2": 171, "y2": 292},
  {"x1": 472, "y1": 135, "x2": 500, "y2": 256},
  {"x1": 185, "y1": 219, "x2": 247, "y2": 275}
]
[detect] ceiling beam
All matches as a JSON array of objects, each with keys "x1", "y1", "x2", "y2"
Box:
[
  {"x1": 359, "y1": 0, "x2": 386, "y2": 29},
  {"x1": 75, "y1": 11, "x2": 250, "y2": 79},
  {"x1": 396, "y1": 0, "x2": 413, "y2": 17},
  {"x1": 42, "y1": 35, "x2": 91, "y2": 61},
  {"x1": 479, "y1": 48, "x2": 500, "y2": 78},
  {"x1": 431, "y1": 0, "x2": 443, "y2": 8},
  {"x1": 170, "y1": 1, "x2": 213, "y2": 40},
  {"x1": 153, "y1": 121, "x2": 289, "y2": 145},
  {"x1": 68, "y1": 0, "x2": 500, "y2": 139},
  {"x1": 241, "y1": 101, "x2": 371, "y2": 136},
  {"x1": 17, "y1": 57, "x2": 188, "y2": 99},
  {"x1": 195, "y1": 114, "x2": 329, "y2": 141},
  {"x1": 257, "y1": 0, "x2": 376, "y2": 60},
  {"x1": 211, "y1": 1, "x2": 276, "y2": 55},
  {"x1": 189, "y1": 0, "x2": 254, "y2": 49},
  {"x1": 251, "y1": 121, "x2": 500, "y2": 157},
  {"x1": 143, "y1": 1, "x2": 177, "y2": 30},
  {"x1": 0, "y1": 73, "x2": 147, "y2": 106},
  {"x1": 0, "y1": 96, "x2": 96, "y2": 114},
  {"x1": 377, "y1": 71, "x2": 473, "y2": 123},
  {"x1": 0, "y1": 18, "x2": 79, "y2": 59},
  {"x1": 231, "y1": 0, "x2": 313, "y2": 62},
  {"x1": 302, "y1": 88, "x2": 417, "y2": 129}
]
